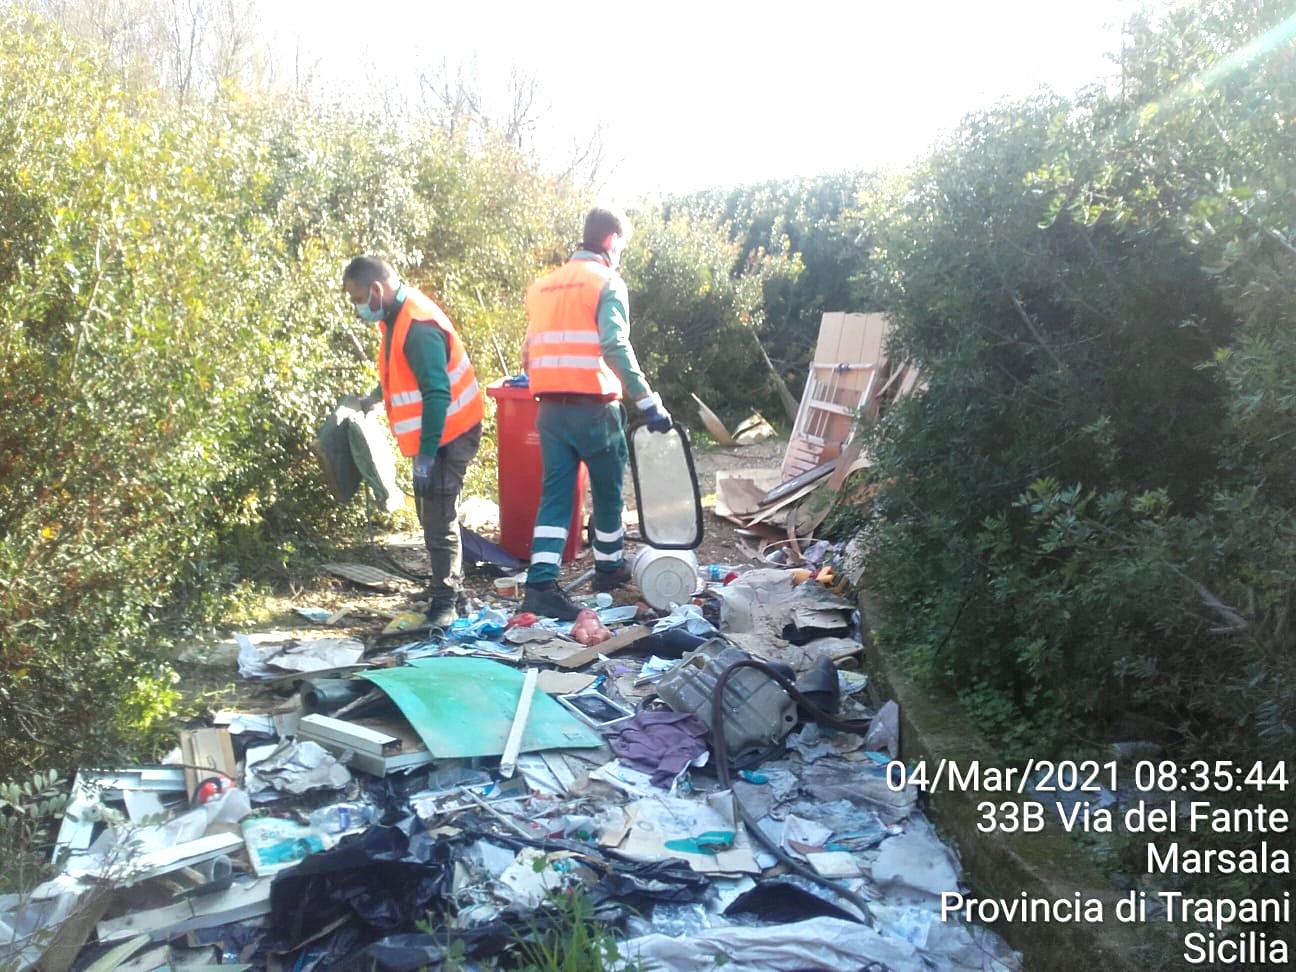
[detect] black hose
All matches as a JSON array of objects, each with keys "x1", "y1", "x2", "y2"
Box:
[{"x1": 711, "y1": 657, "x2": 877, "y2": 925}]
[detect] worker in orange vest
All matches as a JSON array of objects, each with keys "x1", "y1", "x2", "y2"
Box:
[
  {"x1": 518, "y1": 207, "x2": 672, "y2": 621},
  {"x1": 343, "y1": 256, "x2": 484, "y2": 630}
]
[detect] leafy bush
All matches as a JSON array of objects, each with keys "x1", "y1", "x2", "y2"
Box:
[
  {"x1": 0, "y1": 9, "x2": 579, "y2": 778},
  {"x1": 0, "y1": 770, "x2": 67, "y2": 896},
  {"x1": 621, "y1": 204, "x2": 798, "y2": 427},
  {"x1": 856, "y1": 0, "x2": 1296, "y2": 777},
  {"x1": 663, "y1": 173, "x2": 887, "y2": 419}
]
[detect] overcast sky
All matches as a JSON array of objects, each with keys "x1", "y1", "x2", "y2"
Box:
[{"x1": 261, "y1": 0, "x2": 1134, "y2": 200}]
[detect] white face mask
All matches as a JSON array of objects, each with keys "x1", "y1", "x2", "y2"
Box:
[{"x1": 354, "y1": 284, "x2": 383, "y2": 322}]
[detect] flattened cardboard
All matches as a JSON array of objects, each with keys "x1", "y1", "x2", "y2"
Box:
[{"x1": 552, "y1": 624, "x2": 653, "y2": 669}]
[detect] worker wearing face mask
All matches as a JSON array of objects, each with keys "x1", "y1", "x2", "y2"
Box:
[
  {"x1": 342, "y1": 256, "x2": 484, "y2": 630},
  {"x1": 518, "y1": 206, "x2": 672, "y2": 621}
]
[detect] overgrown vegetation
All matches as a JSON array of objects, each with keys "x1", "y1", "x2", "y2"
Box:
[
  {"x1": 510, "y1": 891, "x2": 641, "y2": 972},
  {"x1": 664, "y1": 174, "x2": 886, "y2": 423},
  {"x1": 0, "y1": 5, "x2": 783, "y2": 781},
  {"x1": 852, "y1": 0, "x2": 1295, "y2": 891},
  {"x1": 3, "y1": 3, "x2": 1293, "y2": 933},
  {"x1": 0, "y1": 771, "x2": 67, "y2": 896},
  {"x1": 0, "y1": 7, "x2": 573, "y2": 777}
]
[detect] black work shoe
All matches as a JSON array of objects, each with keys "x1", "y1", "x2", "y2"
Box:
[
  {"x1": 427, "y1": 600, "x2": 458, "y2": 631},
  {"x1": 593, "y1": 562, "x2": 633, "y2": 593},
  {"x1": 520, "y1": 581, "x2": 581, "y2": 622}
]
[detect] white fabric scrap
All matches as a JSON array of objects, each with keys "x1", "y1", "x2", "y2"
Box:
[
  {"x1": 617, "y1": 915, "x2": 922, "y2": 972},
  {"x1": 244, "y1": 740, "x2": 351, "y2": 799}
]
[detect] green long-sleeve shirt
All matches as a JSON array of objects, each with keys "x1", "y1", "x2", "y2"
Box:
[{"x1": 376, "y1": 288, "x2": 451, "y2": 455}]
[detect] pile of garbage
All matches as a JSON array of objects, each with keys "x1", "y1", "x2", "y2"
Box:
[{"x1": 3, "y1": 563, "x2": 1021, "y2": 972}]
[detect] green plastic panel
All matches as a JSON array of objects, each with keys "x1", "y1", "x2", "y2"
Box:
[{"x1": 359, "y1": 658, "x2": 602, "y2": 758}]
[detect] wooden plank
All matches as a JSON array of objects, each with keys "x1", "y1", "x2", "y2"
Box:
[
  {"x1": 536, "y1": 671, "x2": 597, "y2": 695},
  {"x1": 875, "y1": 362, "x2": 906, "y2": 401},
  {"x1": 714, "y1": 470, "x2": 780, "y2": 521},
  {"x1": 552, "y1": 624, "x2": 654, "y2": 670},
  {"x1": 813, "y1": 312, "x2": 846, "y2": 362},
  {"x1": 299, "y1": 714, "x2": 434, "y2": 776},
  {"x1": 835, "y1": 312, "x2": 888, "y2": 366},
  {"x1": 498, "y1": 668, "x2": 539, "y2": 779},
  {"x1": 898, "y1": 365, "x2": 922, "y2": 398},
  {"x1": 759, "y1": 457, "x2": 840, "y2": 506},
  {"x1": 539, "y1": 751, "x2": 578, "y2": 793},
  {"x1": 690, "y1": 393, "x2": 737, "y2": 446},
  {"x1": 115, "y1": 944, "x2": 171, "y2": 972},
  {"x1": 297, "y1": 714, "x2": 400, "y2": 757},
  {"x1": 747, "y1": 478, "x2": 827, "y2": 526},
  {"x1": 97, "y1": 880, "x2": 272, "y2": 944},
  {"x1": 179, "y1": 729, "x2": 237, "y2": 803}
]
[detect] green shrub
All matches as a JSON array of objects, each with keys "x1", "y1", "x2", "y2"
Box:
[
  {"x1": 856, "y1": 0, "x2": 1296, "y2": 777},
  {"x1": 0, "y1": 9, "x2": 579, "y2": 777}
]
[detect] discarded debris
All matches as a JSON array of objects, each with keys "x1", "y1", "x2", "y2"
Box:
[{"x1": 25, "y1": 449, "x2": 1024, "y2": 972}]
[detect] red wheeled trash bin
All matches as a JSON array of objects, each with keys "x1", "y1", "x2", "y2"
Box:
[{"x1": 486, "y1": 379, "x2": 586, "y2": 563}]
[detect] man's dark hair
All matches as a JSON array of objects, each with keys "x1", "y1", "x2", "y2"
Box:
[
  {"x1": 343, "y1": 255, "x2": 398, "y2": 288},
  {"x1": 581, "y1": 207, "x2": 631, "y2": 250}
]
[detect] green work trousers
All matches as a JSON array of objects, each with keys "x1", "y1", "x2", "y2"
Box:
[{"x1": 528, "y1": 400, "x2": 627, "y2": 584}]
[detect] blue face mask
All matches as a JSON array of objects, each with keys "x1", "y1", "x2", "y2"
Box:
[{"x1": 354, "y1": 286, "x2": 383, "y2": 322}]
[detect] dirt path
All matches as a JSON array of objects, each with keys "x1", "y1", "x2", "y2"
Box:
[
  {"x1": 175, "y1": 435, "x2": 790, "y2": 708},
  {"x1": 369, "y1": 431, "x2": 789, "y2": 603}
]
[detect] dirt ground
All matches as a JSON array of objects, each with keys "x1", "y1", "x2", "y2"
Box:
[
  {"x1": 175, "y1": 433, "x2": 790, "y2": 713},
  {"x1": 361, "y1": 429, "x2": 789, "y2": 607}
]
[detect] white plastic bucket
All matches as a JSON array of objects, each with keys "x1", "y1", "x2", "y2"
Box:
[{"x1": 631, "y1": 547, "x2": 700, "y2": 610}]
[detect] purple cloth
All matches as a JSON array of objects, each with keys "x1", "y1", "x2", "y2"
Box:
[{"x1": 605, "y1": 709, "x2": 710, "y2": 787}]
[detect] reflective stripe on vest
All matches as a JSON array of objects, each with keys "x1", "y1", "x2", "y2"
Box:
[
  {"x1": 377, "y1": 288, "x2": 485, "y2": 456},
  {"x1": 524, "y1": 260, "x2": 623, "y2": 398}
]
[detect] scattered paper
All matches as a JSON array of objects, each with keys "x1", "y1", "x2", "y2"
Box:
[
  {"x1": 611, "y1": 791, "x2": 760, "y2": 875},
  {"x1": 237, "y1": 635, "x2": 365, "y2": 679},
  {"x1": 244, "y1": 741, "x2": 351, "y2": 799}
]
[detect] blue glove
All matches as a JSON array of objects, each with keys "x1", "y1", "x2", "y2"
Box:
[
  {"x1": 412, "y1": 454, "x2": 436, "y2": 495},
  {"x1": 643, "y1": 403, "x2": 672, "y2": 433}
]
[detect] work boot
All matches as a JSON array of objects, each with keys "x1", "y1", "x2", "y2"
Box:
[
  {"x1": 520, "y1": 581, "x2": 581, "y2": 621},
  {"x1": 427, "y1": 599, "x2": 458, "y2": 631},
  {"x1": 593, "y1": 561, "x2": 633, "y2": 593}
]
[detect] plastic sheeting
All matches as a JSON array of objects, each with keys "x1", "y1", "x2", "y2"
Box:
[
  {"x1": 618, "y1": 915, "x2": 923, "y2": 972},
  {"x1": 358, "y1": 658, "x2": 601, "y2": 758},
  {"x1": 269, "y1": 826, "x2": 452, "y2": 952}
]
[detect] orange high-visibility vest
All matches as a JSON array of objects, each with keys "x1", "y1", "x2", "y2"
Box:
[
  {"x1": 524, "y1": 259, "x2": 623, "y2": 398},
  {"x1": 377, "y1": 288, "x2": 483, "y2": 456}
]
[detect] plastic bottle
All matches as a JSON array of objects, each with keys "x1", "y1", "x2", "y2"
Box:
[
  {"x1": 308, "y1": 802, "x2": 378, "y2": 834},
  {"x1": 702, "y1": 564, "x2": 741, "y2": 581}
]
